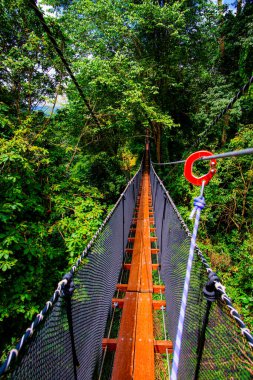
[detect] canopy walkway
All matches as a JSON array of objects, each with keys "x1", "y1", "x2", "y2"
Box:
[{"x1": 0, "y1": 143, "x2": 252, "y2": 380}]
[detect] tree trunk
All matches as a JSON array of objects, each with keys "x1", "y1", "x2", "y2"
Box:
[
  {"x1": 237, "y1": 0, "x2": 242, "y2": 15},
  {"x1": 152, "y1": 121, "x2": 161, "y2": 163},
  {"x1": 221, "y1": 113, "x2": 230, "y2": 146},
  {"x1": 218, "y1": 0, "x2": 225, "y2": 57},
  {"x1": 156, "y1": 125, "x2": 161, "y2": 163}
]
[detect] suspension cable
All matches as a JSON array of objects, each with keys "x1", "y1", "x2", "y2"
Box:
[
  {"x1": 153, "y1": 147, "x2": 253, "y2": 166},
  {"x1": 198, "y1": 75, "x2": 253, "y2": 143},
  {"x1": 153, "y1": 75, "x2": 253, "y2": 165},
  {"x1": 29, "y1": 0, "x2": 102, "y2": 129}
]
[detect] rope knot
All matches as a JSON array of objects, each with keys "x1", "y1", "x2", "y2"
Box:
[
  {"x1": 190, "y1": 196, "x2": 206, "y2": 219},
  {"x1": 193, "y1": 196, "x2": 206, "y2": 210},
  {"x1": 62, "y1": 273, "x2": 75, "y2": 297}
]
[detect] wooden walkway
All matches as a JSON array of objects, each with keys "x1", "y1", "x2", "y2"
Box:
[{"x1": 103, "y1": 146, "x2": 172, "y2": 379}]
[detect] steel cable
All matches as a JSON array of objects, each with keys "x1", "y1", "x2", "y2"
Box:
[{"x1": 29, "y1": 0, "x2": 102, "y2": 129}]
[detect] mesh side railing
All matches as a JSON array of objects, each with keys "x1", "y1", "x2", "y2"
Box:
[
  {"x1": 150, "y1": 163, "x2": 253, "y2": 380},
  {"x1": 1, "y1": 165, "x2": 142, "y2": 380}
]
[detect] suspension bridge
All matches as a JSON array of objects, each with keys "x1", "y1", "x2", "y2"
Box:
[
  {"x1": 0, "y1": 142, "x2": 252, "y2": 379},
  {"x1": 1, "y1": 2, "x2": 253, "y2": 378}
]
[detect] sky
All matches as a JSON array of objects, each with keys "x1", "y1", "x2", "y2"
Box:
[
  {"x1": 211, "y1": 0, "x2": 237, "y2": 12},
  {"x1": 223, "y1": 0, "x2": 236, "y2": 4},
  {"x1": 211, "y1": 0, "x2": 235, "y2": 3},
  {"x1": 211, "y1": 0, "x2": 237, "y2": 7}
]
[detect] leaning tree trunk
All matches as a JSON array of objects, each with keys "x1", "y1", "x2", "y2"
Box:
[
  {"x1": 218, "y1": 0, "x2": 225, "y2": 57},
  {"x1": 152, "y1": 121, "x2": 161, "y2": 163},
  {"x1": 156, "y1": 125, "x2": 161, "y2": 164},
  {"x1": 237, "y1": 0, "x2": 242, "y2": 15},
  {"x1": 221, "y1": 113, "x2": 230, "y2": 146}
]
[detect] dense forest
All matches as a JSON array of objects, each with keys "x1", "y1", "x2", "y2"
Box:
[{"x1": 0, "y1": 0, "x2": 252, "y2": 362}]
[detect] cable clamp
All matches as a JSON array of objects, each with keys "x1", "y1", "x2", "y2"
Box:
[
  {"x1": 26, "y1": 327, "x2": 34, "y2": 335},
  {"x1": 229, "y1": 307, "x2": 239, "y2": 317},
  {"x1": 214, "y1": 281, "x2": 226, "y2": 294},
  {"x1": 241, "y1": 327, "x2": 250, "y2": 336},
  {"x1": 62, "y1": 273, "x2": 75, "y2": 297},
  {"x1": 203, "y1": 272, "x2": 220, "y2": 302},
  {"x1": 37, "y1": 313, "x2": 44, "y2": 322},
  {"x1": 6, "y1": 349, "x2": 19, "y2": 369}
]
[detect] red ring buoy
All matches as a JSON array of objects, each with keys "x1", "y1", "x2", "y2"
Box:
[{"x1": 184, "y1": 150, "x2": 217, "y2": 186}]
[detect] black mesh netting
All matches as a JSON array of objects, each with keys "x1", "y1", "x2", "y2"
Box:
[
  {"x1": 6, "y1": 167, "x2": 142, "y2": 380},
  {"x1": 150, "y1": 163, "x2": 252, "y2": 380}
]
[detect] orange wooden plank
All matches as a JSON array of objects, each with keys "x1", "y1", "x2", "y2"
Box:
[
  {"x1": 135, "y1": 207, "x2": 153, "y2": 211},
  {"x1": 111, "y1": 292, "x2": 138, "y2": 380},
  {"x1": 111, "y1": 298, "x2": 166, "y2": 311},
  {"x1": 125, "y1": 247, "x2": 159, "y2": 254},
  {"x1": 106, "y1": 339, "x2": 172, "y2": 354},
  {"x1": 133, "y1": 293, "x2": 155, "y2": 378},
  {"x1": 103, "y1": 338, "x2": 173, "y2": 354},
  {"x1": 132, "y1": 218, "x2": 154, "y2": 224},
  {"x1": 116, "y1": 284, "x2": 128, "y2": 292},
  {"x1": 153, "y1": 285, "x2": 165, "y2": 294},
  {"x1": 102, "y1": 338, "x2": 117, "y2": 351},
  {"x1": 125, "y1": 248, "x2": 134, "y2": 254},
  {"x1": 112, "y1": 298, "x2": 124, "y2": 308},
  {"x1": 152, "y1": 300, "x2": 166, "y2": 310},
  {"x1": 103, "y1": 339, "x2": 167, "y2": 354},
  {"x1": 154, "y1": 340, "x2": 173, "y2": 354}
]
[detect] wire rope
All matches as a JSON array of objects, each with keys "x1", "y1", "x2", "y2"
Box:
[
  {"x1": 29, "y1": 0, "x2": 102, "y2": 129},
  {"x1": 153, "y1": 147, "x2": 253, "y2": 166}
]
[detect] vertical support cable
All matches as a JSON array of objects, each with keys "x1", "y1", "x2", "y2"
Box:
[
  {"x1": 160, "y1": 194, "x2": 167, "y2": 264},
  {"x1": 194, "y1": 271, "x2": 220, "y2": 380},
  {"x1": 133, "y1": 181, "x2": 135, "y2": 202},
  {"x1": 171, "y1": 182, "x2": 206, "y2": 380},
  {"x1": 122, "y1": 195, "x2": 125, "y2": 256},
  {"x1": 194, "y1": 301, "x2": 212, "y2": 380},
  {"x1": 65, "y1": 297, "x2": 79, "y2": 380},
  {"x1": 62, "y1": 274, "x2": 79, "y2": 380},
  {"x1": 153, "y1": 178, "x2": 159, "y2": 211}
]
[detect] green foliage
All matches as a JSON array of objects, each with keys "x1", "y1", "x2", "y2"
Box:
[
  {"x1": 163, "y1": 125, "x2": 253, "y2": 328},
  {"x1": 49, "y1": 182, "x2": 105, "y2": 264},
  {"x1": 0, "y1": 114, "x2": 107, "y2": 357},
  {"x1": 0, "y1": 0, "x2": 253, "y2": 366}
]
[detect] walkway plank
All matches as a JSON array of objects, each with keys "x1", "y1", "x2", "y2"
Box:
[
  {"x1": 111, "y1": 146, "x2": 155, "y2": 380},
  {"x1": 111, "y1": 292, "x2": 138, "y2": 380}
]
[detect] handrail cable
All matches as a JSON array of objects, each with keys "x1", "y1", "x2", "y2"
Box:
[
  {"x1": 153, "y1": 147, "x2": 253, "y2": 165},
  {"x1": 150, "y1": 161, "x2": 253, "y2": 349},
  {"x1": 29, "y1": 0, "x2": 102, "y2": 129},
  {"x1": 0, "y1": 162, "x2": 142, "y2": 376}
]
